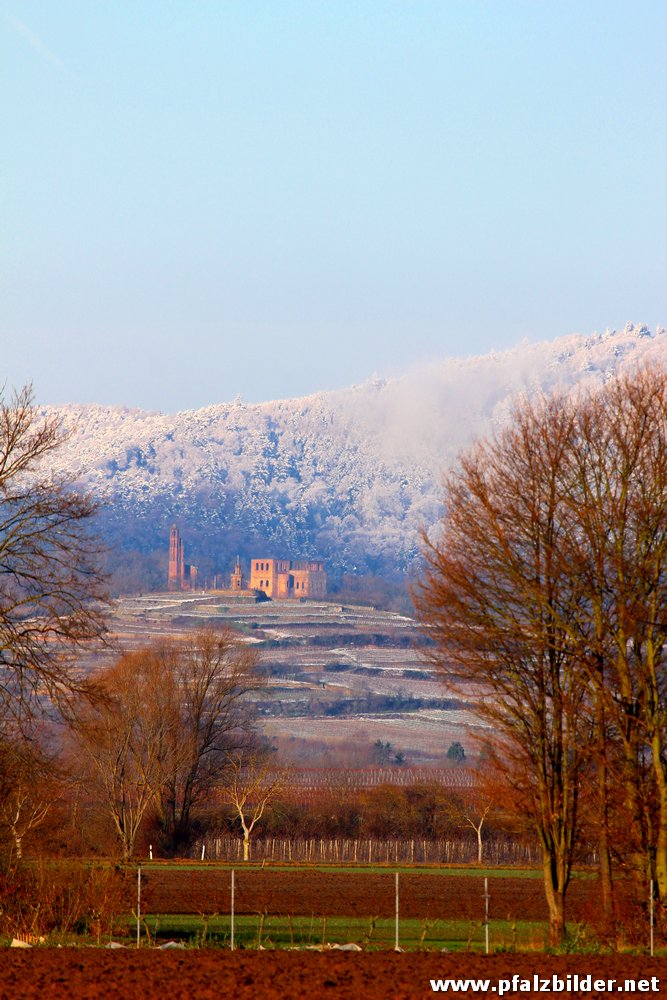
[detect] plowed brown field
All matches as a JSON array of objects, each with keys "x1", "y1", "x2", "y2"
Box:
[
  {"x1": 136, "y1": 867, "x2": 610, "y2": 923},
  {"x1": 1, "y1": 950, "x2": 666, "y2": 1000}
]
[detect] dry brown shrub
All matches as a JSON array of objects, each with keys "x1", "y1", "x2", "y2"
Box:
[{"x1": 0, "y1": 862, "x2": 129, "y2": 940}]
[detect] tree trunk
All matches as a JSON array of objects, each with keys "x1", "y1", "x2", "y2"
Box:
[
  {"x1": 620, "y1": 727, "x2": 653, "y2": 894},
  {"x1": 121, "y1": 827, "x2": 135, "y2": 863},
  {"x1": 652, "y1": 731, "x2": 667, "y2": 903},
  {"x1": 543, "y1": 853, "x2": 566, "y2": 947},
  {"x1": 243, "y1": 834, "x2": 250, "y2": 862},
  {"x1": 596, "y1": 704, "x2": 613, "y2": 928},
  {"x1": 597, "y1": 790, "x2": 613, "y2": 926}
]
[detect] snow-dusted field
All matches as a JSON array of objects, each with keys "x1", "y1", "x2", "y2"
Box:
[
  {"x1": 91, "y1": 593, "x2": 481, "y2": 763},
  {"x1": 261, "y1": 711, "x2": 490, "y2": 758}
]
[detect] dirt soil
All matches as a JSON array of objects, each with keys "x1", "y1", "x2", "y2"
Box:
[
  {"x1": 1, "y1": 950, "x2": 666, "y2": 1000},
  {"x1": 137, "y1": 868, "x2": 607, "y2": 923}
]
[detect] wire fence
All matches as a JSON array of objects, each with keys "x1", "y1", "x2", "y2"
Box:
[{"x1": 127, "y1": 864, "x2": 652, "y2": 952}]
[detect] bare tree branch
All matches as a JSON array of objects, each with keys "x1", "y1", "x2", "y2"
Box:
[
  {"x1": 0, "y1": 385, "x2": 108, "y2": 723},
  {"x1": 218, "y1": 753, "x2": 286, "y2": 861}
]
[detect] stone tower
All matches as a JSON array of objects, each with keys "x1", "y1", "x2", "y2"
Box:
[
  {"x1": 168, "y1": 524, "x2": 184, "y2": 591},
  {"x1": 230, "y1": 556, "x2": 243, "y2": 590}
]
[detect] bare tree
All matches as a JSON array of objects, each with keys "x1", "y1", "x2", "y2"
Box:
[
  {"x1": 563, "y1": 368, "x2": 667, "y2": 906},
  {"x1": 446, "y1": 791, "x2": 492, "y2": 865},
  {"x1": 219, "y1": 754, "x2": 285, "y2": 861},
  {"x1": 0, "y1": 384, "x2": 107, "y2": 722},
  {"x1": 155, "y1": 627, "x2": 262, "y2": 853},
  {"x1": 417, "y1": 366, "x2": 667, "y2": 941},
  {"x1": 416, "y1": 392, "x2": 591, "y2": 946}
]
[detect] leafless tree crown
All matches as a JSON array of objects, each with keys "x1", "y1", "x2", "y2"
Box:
[
  {"x1": 0, "y1": 385, "x2": 107, "y2": 721},
  {"x1": 416, "y1": 366, "x2": 667, "y2": 944}
]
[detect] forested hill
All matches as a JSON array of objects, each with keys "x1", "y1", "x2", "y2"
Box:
[{"x1": 43, "y1": 324, "x2": 667, "y2": 589}]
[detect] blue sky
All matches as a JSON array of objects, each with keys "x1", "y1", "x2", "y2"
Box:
[{"x1": 2, "y1": 1, "x2": 666, "y2": 411}]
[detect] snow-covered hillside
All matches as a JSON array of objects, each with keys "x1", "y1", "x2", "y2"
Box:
[{"x1": 43, "y1": 324, "x2": 667, "y2": 579}]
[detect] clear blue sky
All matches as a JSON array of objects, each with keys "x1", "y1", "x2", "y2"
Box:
[{"x1": 2, "y1": 1, "x2": 666, "y2": 411}]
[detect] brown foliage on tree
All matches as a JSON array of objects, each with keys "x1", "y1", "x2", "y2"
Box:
[
  {"x1": 71, "y1": 627, "x2": 261, "y2": 859},
  {"x1": 72, "y1": 651, "x2": 172, "y2": 861},
  {"x1": 0, "y1": 727, "x2": 58, "y2": 864}
]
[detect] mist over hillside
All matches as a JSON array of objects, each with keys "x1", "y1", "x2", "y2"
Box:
[{"x1": 44, "y1": 324, "x2": 666, "y2": 592}]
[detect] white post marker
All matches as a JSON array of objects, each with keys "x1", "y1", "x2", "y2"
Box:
[
  {"x1": 137, "y1": 865, "x2": 141, "y2": 949},
  {"x1": 231, "y1": 869, "x2": 235, "y2": 951},
  {"x1": 395, "y1": 871, "x2": 399, "y2": 950},
  {"x1": 484, "y1": 877, "x2": 489, "y2": 955},
  {"x1": 149, "y1": 844, "x2": 153, "y2": 861},
  {"x1": 201, "y1": 843, "x2": 206, "y2": 861}
]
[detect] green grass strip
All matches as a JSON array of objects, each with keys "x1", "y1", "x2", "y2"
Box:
[{"x1": 124, "y1": 913, "x2": 547, "y2": 952}]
